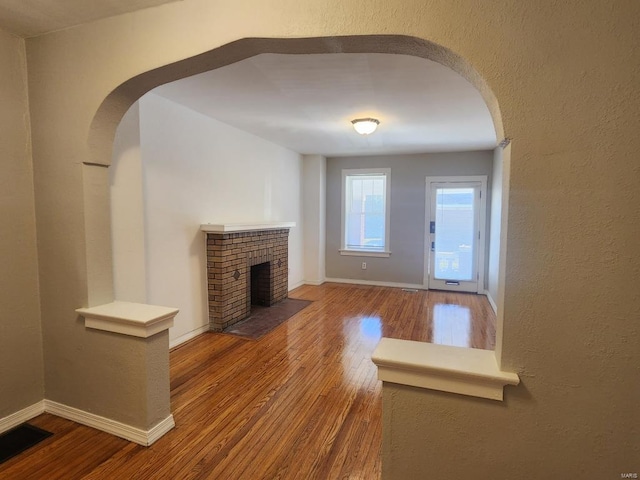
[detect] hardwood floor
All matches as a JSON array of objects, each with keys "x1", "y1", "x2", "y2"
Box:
[{"x1": 0, "y1": 283, "x2": 495, "y2": 479}]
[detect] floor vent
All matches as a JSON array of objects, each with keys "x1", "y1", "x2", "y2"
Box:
[{"x1": 0, "y1": 423, "x2": 52, "y2": 464}]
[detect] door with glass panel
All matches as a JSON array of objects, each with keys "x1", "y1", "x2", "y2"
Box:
[{"x1": 425, "y1": 176, "x2": 487, "y2": 293}]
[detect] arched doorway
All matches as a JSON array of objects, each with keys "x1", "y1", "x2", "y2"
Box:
[{"x1": 85, "y1": 34, "x2": 509, "y2": 447}]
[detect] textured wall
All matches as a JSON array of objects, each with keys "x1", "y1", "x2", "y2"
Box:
[
  {"x1": 21, "y1": 0, "x2": 640, "y2": 476},
  {"x1": 325, "y1": 152, "x2": 493, "y2": 285},
  {"x1": 0, "y1": 28, "x2": 44, "y2": 419}
]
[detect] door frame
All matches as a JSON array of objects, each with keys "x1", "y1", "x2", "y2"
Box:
[{"x1": 423, "y1": 175, "x2": 488, "y2": 293}]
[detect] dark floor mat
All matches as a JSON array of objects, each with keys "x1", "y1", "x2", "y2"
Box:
[
  {"x1": 223, "y1": 298, "x2": 312, "y2": 340},
  {"x1": 0, "y1": 423, "x2": 53, "y2": 464}
]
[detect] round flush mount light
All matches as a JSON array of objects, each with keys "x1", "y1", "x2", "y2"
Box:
[{"x1": 351, "y1": 118, "x2": 380, "y2": 135}]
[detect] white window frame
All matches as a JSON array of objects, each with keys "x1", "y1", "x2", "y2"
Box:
[{"x1": 340, "y1": 168, "x2": 391, "y2": 257}]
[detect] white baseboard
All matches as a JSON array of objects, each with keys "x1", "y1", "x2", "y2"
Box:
[
  {"x1": 302, "y1": 279, "x2": 325, "y2": 286},
  {"x1": 169, "y1": 324, "x2": 210, "y2": 349},
  {"x1": 144, "y1": 415, "x2": 176, "y2": 446},
  {"x1": 484, "y1": 290, "x2": 498, "y2": 314},
  {"x1": 288, "y1": 279, "x2": 306, "y2": 291},
  {"x1": 44, "y1": 400, "x2": 174, "y2": 446},
  {"x1": 324, "y1": 277, "x2": 425, "y2": 290},
  {"x1": 0, "y1": 400, "x2": 45, "y2": 434}
]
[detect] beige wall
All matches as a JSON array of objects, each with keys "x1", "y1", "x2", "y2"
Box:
[
  {"x1": 0, "y1": 27, "x2": 44, "y2": 418},
  {"x1": 16, "y1": 0, "x2": 640, "y2": 476}
]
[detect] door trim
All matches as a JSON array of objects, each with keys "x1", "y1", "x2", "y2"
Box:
[{"x1": 424, "y1": 175, "x2": 487, "y2": 293}]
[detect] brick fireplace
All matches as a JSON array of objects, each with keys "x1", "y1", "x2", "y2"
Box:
[{"x1": 201, "y1": 223, "x2": 294, "y2": 331}]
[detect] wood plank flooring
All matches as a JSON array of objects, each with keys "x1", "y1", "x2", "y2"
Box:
[{"x1": 0, "y1": 284, "x2": 495, "y2": 479}]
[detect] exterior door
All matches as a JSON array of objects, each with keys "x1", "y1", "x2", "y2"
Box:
[{"x1": 425, "y1": 176, "x2": 487, "y2": 293}]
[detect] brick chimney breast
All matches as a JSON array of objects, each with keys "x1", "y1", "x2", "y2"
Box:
[{"x1": 202, "y1": 223, "x2": 294, "y2": 331}]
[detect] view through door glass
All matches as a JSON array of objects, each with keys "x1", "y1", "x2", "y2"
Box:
[
  {"x1": 434, "y1": 187, "x2": 475, "y2": 281},
  {"x1": 427, "y1": 179, "x2": 483, "y2": 293}
]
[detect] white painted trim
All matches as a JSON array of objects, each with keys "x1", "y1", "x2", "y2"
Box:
[
  {"x1": 0, "y1": 400, "x2": 45, "y2": 434},
  {"x1": 341, "y1": 168, "x2": 391, "y2": 253},
  {"x1": 145, "y1": 415, "x2": 177, "y2": 446},
  {"x1": 77, "y1": 301, "x2": 178, "y2": 338},
  {"x1": 169, "y1": 324, "x2": 210, "y2": 349},
  {"x1": 372, "y1": 338, "x2": 519, "y2": 401},
  {"x1": 288, "y1": 279, "x2": 306, "y2": 290},
  {"x1": 477, "y1": 177, "x2": 488, "y2": 294},
  {"x1": 44, "y1": 400, "x2": 175, "y2": 446},
  {"x1": 339, "y1": 249, "x2": 391, "y2": 258},
  {"x1": 424, "y1": 176, "x2": 488, "y2": 293},
  {"x1": 303, "y1": 279, "x2": 325, "y2": 286},
  {"x1": 423, "y1": 184, "x2": 431, "y2": 289},
  {"x1": 200, "y1": 222, "x2": 295, "y2": 233},
  {"x1": 325, "y1": 277, "x2": 425, "y2": 290},
  {"x1": 485, "y1": 290, "x2": 498, "y2": 314}
]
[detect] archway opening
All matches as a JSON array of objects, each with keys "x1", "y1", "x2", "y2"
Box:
[
  {"x1": 95, "y1": 35, "x2": 508, "y2": 351},
  {"x1": 107, "y1": 47, "x2": 504, "y2": 353}
]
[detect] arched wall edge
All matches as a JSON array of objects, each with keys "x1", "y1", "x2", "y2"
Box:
[
  {"x1": 88, "y1": 35, "x2": 504, "y2": 167},
  {"x1": 83, "y1": 34, "x2": 508, "y2": 363}
]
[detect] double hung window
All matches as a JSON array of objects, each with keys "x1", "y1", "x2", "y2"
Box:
[{"x1": 341, "y1": 168, "x2": 390, "y2": 257}]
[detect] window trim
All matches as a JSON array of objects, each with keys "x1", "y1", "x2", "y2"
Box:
[{"x1": 340, "y1": 168, "x2": 391, "y2": 257}]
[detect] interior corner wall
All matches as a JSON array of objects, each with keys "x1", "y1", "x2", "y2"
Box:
[
  {"x1": 110, "y1": 102, "x2": 147, "y2": 304},
  {"x1": 121, "y1": 92, "x2": 304, "y2": 345},
  {"x1": 487, "y1": 146, "x2": 503, "y2": 307},
  {"x1": 325, "y1": 151, "x2": 493, "y2": 285},
  {"x1": 0, "y1": 28, "x2": 44, "y2": 420},
  {"x1": 302, "y1": 155, "x2": 326, "y2": 284}
]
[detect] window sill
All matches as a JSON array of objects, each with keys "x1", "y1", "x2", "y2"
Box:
[
  {"x1": 372, "y1": 338, "x2": 519, "y2": 401},
  {"x1": 339, "y1": 249, "x2": 391, "y2": 258}
]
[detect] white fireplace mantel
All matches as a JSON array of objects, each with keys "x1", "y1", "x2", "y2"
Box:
[{"x1": 200, "y1": 222, "x2": 295, "y2": 234}]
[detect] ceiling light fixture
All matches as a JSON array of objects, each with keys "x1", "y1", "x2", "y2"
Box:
[{"x1": 351, "y1": 118, "x2": 380, "y2": 135}]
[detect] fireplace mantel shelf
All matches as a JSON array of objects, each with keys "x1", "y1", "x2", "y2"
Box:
[{"x1": 200, "y1": 222, "x2": 295, "y2": 234}]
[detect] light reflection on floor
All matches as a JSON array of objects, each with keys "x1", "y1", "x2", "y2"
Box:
[
  {"x1": 335, "y1": 290, "x2": 494, "y2": 385},
  {"x1": 340, "y1": 316, "x2": 383, "y2": 386},
  {"x1": 432, "y1": 303, "x2": 471, "y2": 348},
  {"x1": 359, "y1": 316, "x2": 382, "y2": 342}
]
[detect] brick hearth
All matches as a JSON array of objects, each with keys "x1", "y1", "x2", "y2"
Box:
[{"x1": 203, "y1": 226, "x2": 291, "y2": 331}]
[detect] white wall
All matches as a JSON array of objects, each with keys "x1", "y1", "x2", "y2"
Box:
[
  {"x1": 486, "y1": 146, "x2": 503, "y2": 311},
  {"x1": 111, "y1": 93, "x2": 304, "y2": 346},
  {"x1": 302, "y1": 155, "x2": 326, "y2": 285},
  {"x1": 110, "y1": 103, "x2": 147, "y2": 304}
]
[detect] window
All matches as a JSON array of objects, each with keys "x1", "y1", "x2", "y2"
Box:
[{"x1": 341, "y1": 168, "x2": 391, "y2": 257}]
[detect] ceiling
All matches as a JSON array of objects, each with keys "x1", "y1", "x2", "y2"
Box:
[
  {"x1": 0, "y1": 1, "x2": 496, "y2": 156},
  {"x1": 152, "y1": 53, "x2": 497, "y2": 157},
  {"x1": 0, "y1": 0, "x2": 179, "y2": 37}
]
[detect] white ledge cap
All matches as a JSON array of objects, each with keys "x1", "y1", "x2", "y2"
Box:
[
  {"x1": 76, "y1": 301, "x2": 179, "y2": 338},
  {"x1": 372, "y1": 338, "x2": 519, "y2": 401},
  {"x1": 200, "y1": 222, "x2": 295, "y2": 233}
]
